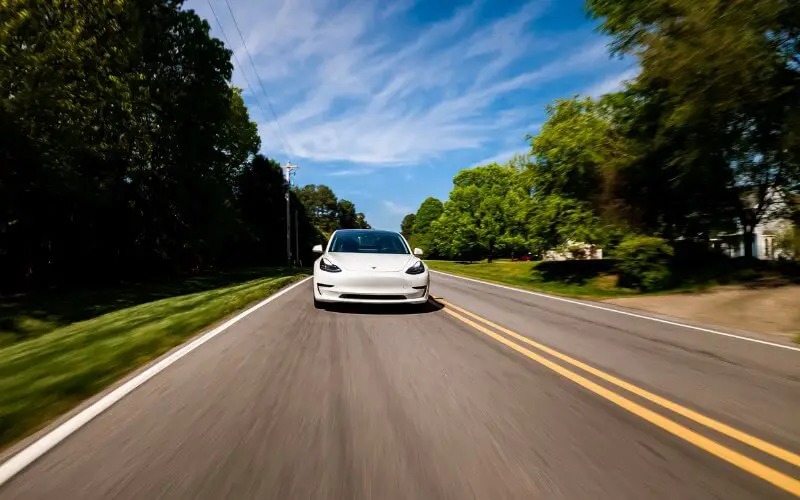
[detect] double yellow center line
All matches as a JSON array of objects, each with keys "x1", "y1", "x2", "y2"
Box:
[{"x1": 434, "y1": 297, "x2": 800, "y2": 497}]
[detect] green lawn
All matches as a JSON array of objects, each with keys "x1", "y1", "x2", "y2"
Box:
[
  {"x1": 426, "y1": 260, "x2": 640, "y2": 299},
  {"x1": 0, "y1": 268, "x2": 307, "y2": 448}
]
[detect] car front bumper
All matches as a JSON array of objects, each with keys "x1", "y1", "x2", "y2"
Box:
[{"x1": 313, "y1": 271, "x2": 430, "y2": 304}]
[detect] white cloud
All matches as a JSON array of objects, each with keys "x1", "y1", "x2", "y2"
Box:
[
  {"x1": 193, "y1": 0, "x2": 617, "y2": 166},
  {"x1": 383, "y1": 200, "x2": 413, "y2": 215},
  {"x1": 471, "y1": 148, "x2": 528, "y2": 167},
  {"x1": 327, "y1": 168, "x2": 375, "y2": 176},
  {"x1": 585, "y1": 67, "x2": 640, "y2": 98},
  {"x1": 380, "y1": 0, "x2": 417, "y2": 19}
]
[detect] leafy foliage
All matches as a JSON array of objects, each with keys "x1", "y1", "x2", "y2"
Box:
[
  {"x1": 587, "y1": 0, "x2": 800, "y2": 256},
  {"x1": 293, "y1": 184, "x2": 370, "y2": 237},
  {"x1": 613, "y1": 236, "x2": 674, "y2": 291},
  {"x1": 400, "y1": 214, "x2": 416, "y2": 238},
  {"x1": 0, "y1": 0, "x2": 366, "y2": 291},
  {"x1": 431, "y1": 165, "x2": 531, "y2": 261},
  {"x1": 407, "y1": 197, "x2": 443, "y2": 257}
]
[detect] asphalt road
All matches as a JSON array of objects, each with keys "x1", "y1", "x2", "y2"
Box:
[{"x1": 1, "y1": 272, "x2": 799, "y2": 499}]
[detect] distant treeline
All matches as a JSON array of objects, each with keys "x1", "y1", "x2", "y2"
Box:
[{"x1": 0, "y1": 0, "x2": 367, "y2": 291}]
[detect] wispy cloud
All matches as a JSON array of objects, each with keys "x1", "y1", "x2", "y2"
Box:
[
  {"x1": 585, "y1": 67, "x2": 640, "y2": 98},
  {"x1": 194, "y1": 0, "x2": 616, "y2": 166},
  {"x1": 471, "y1": 148, "x2": 528, "y2": 167},
  {"x1": 380, "y1": 0, "x2": 417, "y2": 19},
  {"x1": 383, "y1": 200, "x2": 413, "y2": 215},
  {"x1": 327, "y1": 168, "x2": 375, "y2": 177}
]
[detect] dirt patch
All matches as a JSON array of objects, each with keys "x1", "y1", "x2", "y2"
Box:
[{"x1": 605, "y1": 285, "x2": 800, "y2": 340}]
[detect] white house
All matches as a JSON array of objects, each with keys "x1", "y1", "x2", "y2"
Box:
[
  {"x1": 543, "y1": 241, "x2": 603, "y2": 261},
  {"x1": 710, "y1": 189, "x2": 795, "y2": 260}
]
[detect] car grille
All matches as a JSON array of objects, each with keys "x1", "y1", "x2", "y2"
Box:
[{"x1": 339, "y1": 294, "x2": 407, "y2": 300}]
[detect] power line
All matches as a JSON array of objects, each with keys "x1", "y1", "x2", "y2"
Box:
[
  {"x1": 208, "y1": 0, "x2": 300, "y2": 267},
  {"x1": 206, "y1": 0, "x2": 277, "y2": 155},
  {"x1": 221, "y1": 0, "x2": 295, "y2": 161}
]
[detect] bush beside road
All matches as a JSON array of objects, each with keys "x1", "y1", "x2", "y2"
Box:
[{"x1": 426, "y1": 260, "x2": 638, "y2": 299}]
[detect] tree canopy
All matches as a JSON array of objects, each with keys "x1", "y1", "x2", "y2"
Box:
[
  {"x1": 400, "y1": 214, "x2": 416, "y2": 238},
  {"x1": 0, "y1": 0, "x2": 368, "y2": 290},
  {"x1": 587, "y1": 0, "x2": 800, "y2": 256},
  {"x1": 406, "y1": 1, "x2": 799, "y2": 262},
  {"x1": 407, "y1": 197, "x2": 443, "y2": 258},
  {"x1": 294, "y1": 185, "x2": 370, "y2": 237}
]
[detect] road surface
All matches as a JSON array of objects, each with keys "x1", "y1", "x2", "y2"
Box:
[{"x1": 1, "y1": 272, "x2": 799, "y2": 499}]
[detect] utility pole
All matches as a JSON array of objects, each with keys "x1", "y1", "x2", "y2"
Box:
[
  {"x1": 295, "y1": 209, "x2": 300, "y2": 267},
  {"x1": 282, "y1": 162, "x2": 299, "y2": 267}
]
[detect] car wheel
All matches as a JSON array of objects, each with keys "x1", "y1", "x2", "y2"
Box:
[{"x1": 313, "y1": 297, "x2": 325, "y2": 310}]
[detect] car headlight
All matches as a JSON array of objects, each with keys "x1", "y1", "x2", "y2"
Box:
[
  {"x1": 406, "y1": 261, "x2": 425, "y2": 275},
  {"x1": 320, "y1": 258, "x2": 342, "y2": 273}
]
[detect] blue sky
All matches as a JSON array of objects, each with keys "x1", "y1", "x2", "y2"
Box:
[{"x1": 188, "y1": 0, "x2": 637, "y2": 230}]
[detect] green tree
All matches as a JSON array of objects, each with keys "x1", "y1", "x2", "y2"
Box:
[
  {"x1": 412, "y1": 197, "x2": 444, "y2": 235},
  {"x1": 336, "y1": 199, "x2": 369, "y2": 229},
  {"x1": 587, "y1": 0, "x2": 800, "y2": 256},
  {"x1": 354, "y1": 212, "x2": 370, "y2": 229},
  {"x1": 1, "y1": 0, "x2": 143, "y2": 285},
  {"x1": 528, "y1": 97, "x2": 618, "y2": 207},
  {"x1": 0, "y1": 0, "x2": 315, "y2": 290},
  {"x1": 431, "y1": 200, "x2": 481, "y2": 260},
  {"x1": 429, "y1": 164, "x2": 528, "y2": 261},
  {"x1": 294, "y1": 184, "x2": 339, "y2": 235},
  {"x1": 605, "y1": 83, "x2": 738, "y2": 242},
  {"x1": 525, "y1": 95, "x2": 627, "y2": 253},
  {"x1": 336, "y1": 200, "x2": 358, "y2": 229},
  {"x1": 400, "y1": 214, "x2": 416, "y2": 238},
  {"x1": 233, "y1": 155, "x2": 289, "y2": 264},
  {"x1": 409, "y1": 197, "x2": 444, "y2": 257}
]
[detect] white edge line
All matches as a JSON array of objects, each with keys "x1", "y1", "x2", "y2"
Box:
[
  {"x1": 0, "y1": 276, "x2": 312, "y2": 488},
  {"x1": 432, "y1": 270, "x2": 800, "y2": 353}
]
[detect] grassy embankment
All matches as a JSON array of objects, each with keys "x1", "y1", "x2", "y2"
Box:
[
  {"x1": 426, "y1": 259, "x2": 638, "y2": 298},
  {"x1": 0, "y1": 268, "x2": 308, "y2": 449}
]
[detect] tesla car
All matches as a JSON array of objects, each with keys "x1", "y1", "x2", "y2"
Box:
[{"x1": 312, "y1": 229, "x2": 430, "y2": 308}]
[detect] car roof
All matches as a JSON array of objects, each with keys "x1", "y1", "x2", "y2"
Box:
[{"x1": 333, "y1": 229, "x2": 399, "y2": 235}]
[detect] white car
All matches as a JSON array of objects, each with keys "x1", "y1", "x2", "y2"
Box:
[{"x1": 312, "y1": 229, "x2": 430, "y2": 308}]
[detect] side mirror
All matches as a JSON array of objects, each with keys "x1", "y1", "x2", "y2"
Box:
[
  {"x1": 413, "y1": 248, "x2": 424, "y2": 256},
  {"x1": 312, "y1": 244, "x2": 324, "y2": 254}
]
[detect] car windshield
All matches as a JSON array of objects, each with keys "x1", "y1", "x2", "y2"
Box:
[{"x1": 329, "y1": 231, "x2": 409, "y2": 254}]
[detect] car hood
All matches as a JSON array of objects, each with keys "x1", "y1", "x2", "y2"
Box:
[{"x1": 327, "y1": 253, "x2": 416, "y2": 272}]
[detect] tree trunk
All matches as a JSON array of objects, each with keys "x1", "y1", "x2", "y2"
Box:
[
  {"x1": 740, "y1": 206, "x2": 757, "y2": 260},
  {"x1": 743, "y1": 226, "x2": 754, "y2": 259}
]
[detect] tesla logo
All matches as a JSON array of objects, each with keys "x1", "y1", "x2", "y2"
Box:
[{"x1": 370, "y1": 266, "x2": 376, "y2": 269}]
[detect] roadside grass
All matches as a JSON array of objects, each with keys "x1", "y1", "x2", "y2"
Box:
[
  {"x1": 0, "y1": 268, "x2": 304, "y2": 347},
  {"x1": 0, "y1": 268, "x2": 308, "y2": 449},
  {"x1": 426, "y1": 260, "x2": 640, "y2": 299}
]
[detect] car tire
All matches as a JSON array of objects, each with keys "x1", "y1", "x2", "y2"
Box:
[{"x1": 313, "y1": 297, "x2": 325, "y2": 310}]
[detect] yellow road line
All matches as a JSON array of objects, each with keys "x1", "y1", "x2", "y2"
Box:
[
  {"x1": 442, "y1": 299, "x2": 800, "y2": 470},
  {"x1": 440, "y1": 306, "x2": 800, "y2": 497}
]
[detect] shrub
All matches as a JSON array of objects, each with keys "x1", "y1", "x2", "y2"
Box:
[
  {"x1": 614, "y1": 237, "x2": 674, "y2": 291},
  {"x1": 531, "y1": 259, "x2": 616, "y2": 285},
  {"x1": 776, "y1": 226, "x2": 799, "y2": 260}
]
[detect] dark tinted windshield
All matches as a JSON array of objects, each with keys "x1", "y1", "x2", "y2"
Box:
[{"x1": 329, "y1": 231, "x2": 409, "y2": 254}]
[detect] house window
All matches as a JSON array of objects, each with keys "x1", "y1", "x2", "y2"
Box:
[{"x1": 764, "y1": 235, "x2": 775, "y2": 259}]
